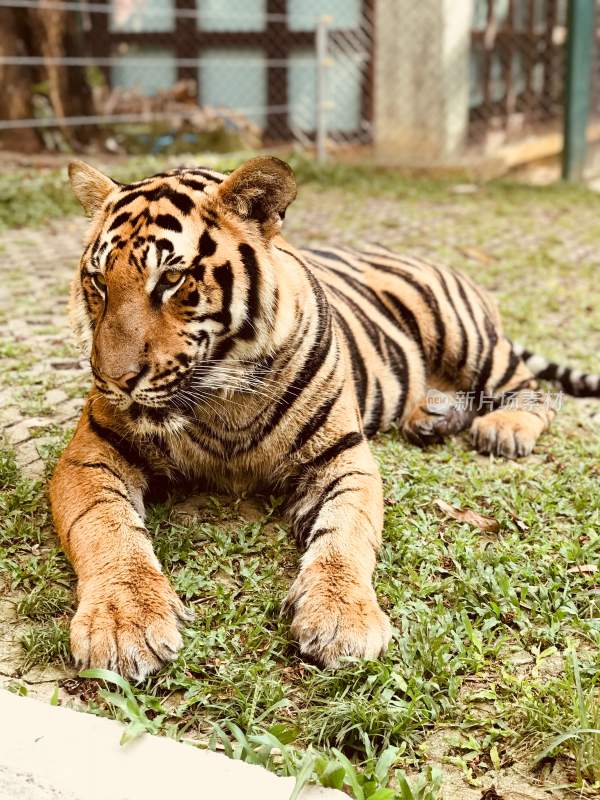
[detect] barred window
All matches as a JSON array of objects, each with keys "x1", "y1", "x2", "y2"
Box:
[
  {"x1": 200, "y1": 48, "x2": 267, "y2": 126},
  {"x1": 110, "y1": 0, "x2": 174, "y2": 33}
]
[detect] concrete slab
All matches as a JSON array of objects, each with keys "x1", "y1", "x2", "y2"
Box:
[{"x1": 0, "y1": 690, "x2": 345, "y2": 800}]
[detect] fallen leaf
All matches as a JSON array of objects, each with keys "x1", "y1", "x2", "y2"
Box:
[
  {"x1": 435, "y1": 499, "x2": 500, "y2": 533},
  {"x1": 507, "y1": 512, "x2": 529, "y2": 532},
  {"x1": 567, "y1": 564, "x2": 598, "y2": 574},
  {"x1": 458, "y1": 246, "x2": 498, "y2": 264}
]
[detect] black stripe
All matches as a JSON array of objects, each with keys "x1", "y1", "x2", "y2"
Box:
[
  {"x1": 112, "y1": 190, "x2": 145, "y2": 214},
  {"x1": 333, "y1": 309, "x2": 368, "y2": 417},
  {"x1": 381, "y1": 290, "x2": 425, "y2": 359},
  {"x1": 289, "y1": 383, "x2": 343, "y2": 454},
  {"x1": 155, "y1": 186, "x2": 194, "y2": 215},
  {"x1": 113, "y1": 185, "x2": 194, "y2": 215},
  {"x1": 311, "y1": 259, "x2": 407, "y2": 339},
  {"x1": 559, "y1": 367, "x2": 575, "y2": 394},
  {"x1": 297, "y1": 488, "x2": 360, "y2": 547},
  {"x1": 155, "y1": 213, "x2": 182, "y2": 233},
  {"x1": 364, "y1": 377, "x2": 384, "y2": 437},
  {"x1": 237, "y1": 243, "x2": 261, "y2": 340},
  {"x1": 198, "y1": 229, "x2": 217, "y2": 258},
  {"x1": 102, "y1": 485, "x2": 132, "y2": 503},
  {"x1": 107, "y1": 212, "x2": 130, "y2": 232},
  {"x1": 179, "y1": 178, "x2": 207, "y2": 192},
  {"x1": 90, "y1": 236, "x2": 102, "y2": 262},
  {"x1": 383, "y1": 337, "x2": 409, "y2": 420},
  {"x1": 88, "y1": 410, "x2": 150, "y2": 472},
  {"x1": 240, "y1": 258, "x2": 332, "y2": 451},
  {"x1": 432, "y1": 267, "x2": 468, "y2": 372},
  {"x1": 307, "y1": 248, "x2": 364, "y2": 274},
  {"x1": 330, "y1": 287, "x2": 409, "y2": 420},
  {"x1": 493, "y1": 347, "x2": 520, "y2": 392},
  {"x1": 128, "y1": 251, "x2": 144, "y2": 275},
  {"x1": 306, "y1": 527, "x2": 334, "y2": 546},
  {"x1": 65, "y1": 498, "x2": 123, "y2": 548},
  {"x1": 200, "y1": 261, "x2": 233, "y2": 331},
  {"x1": 366, "y1": 258, "x2": 446, "y2": 372},
  {"x1": 192, "y1": 169, "x2": 223, "y2": 183},
  {"x1": 453, "y1": 275, "x2": 484, "y2": 371},
  {"x1": 210, "y1": 336, "x2": 234, "y2": 362},
  {"x1": 294, "y1": 470, "x2": 366, "y2": 544},
  {"x1": 474, "y1": 316, "x2": 498, "y2": 397},
  {"x1": 534, "y1": 362, "x2": 559, "y2": 382},
  {"x1": 305, "y1": 431, "x2": 364, "y2": 470},
  {"x1": 327, "y1": 284, "x2": 385, "y2": 357},
  {"x1": 64, "y1": 458, "x2": 126, "y2": 485}
]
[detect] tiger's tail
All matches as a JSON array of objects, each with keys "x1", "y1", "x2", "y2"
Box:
[{"x1": 513, "y1": 343, "x2": 600, "y2": 398}]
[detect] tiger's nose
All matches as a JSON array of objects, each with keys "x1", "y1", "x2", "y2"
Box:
[{"x1": 109, "y1": 369, "x2": 143, "y2": 393}]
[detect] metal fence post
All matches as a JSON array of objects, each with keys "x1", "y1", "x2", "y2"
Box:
[
  {"x1": 315, "y1": 15, "x2": 331, "y2": 164},
  {"x1": 562, "y1": 0, "x2": 596, "y2": 181}
]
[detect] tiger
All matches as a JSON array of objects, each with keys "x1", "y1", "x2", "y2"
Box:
[{"x1": 50, "y1": 156, "x2": 600, "y2": 681}]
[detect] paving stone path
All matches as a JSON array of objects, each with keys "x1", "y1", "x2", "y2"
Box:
[
  {"x1": 0, "y1": 218, "x2": 90, "y2": 477},
  {"x1": 0, "y1": 219, "x2": 89, "y2": 476}
]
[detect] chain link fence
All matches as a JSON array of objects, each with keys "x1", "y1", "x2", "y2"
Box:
[{"x1": 0, "y1": 0, "x2": 594, "y2": 172}]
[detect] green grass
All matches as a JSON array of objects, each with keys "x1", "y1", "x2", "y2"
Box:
[
  {"x1": 2, "y1": 149, "x2": 599, "y2": 234},
  {"x1": 2, "y1": 419, "x2": 599, "y2": 794},
  {"x1": 2, "y1": 161, "x2": 600, "y2": 796}
]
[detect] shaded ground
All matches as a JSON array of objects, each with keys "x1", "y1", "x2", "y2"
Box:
[{"x1": 1, "y1": 160, "x2": 599, "y2": 798}]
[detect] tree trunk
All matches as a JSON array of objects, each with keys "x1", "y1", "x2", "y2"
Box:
[
  {"x1": 29, "y1": 2, "x2": 96, "y2": 148},
  {"x1": 0, "y1": 9, "x2": 42, "y2": 152},
  {"x1": 0, "y1": 4, "x2": 96, "y2": 152}
]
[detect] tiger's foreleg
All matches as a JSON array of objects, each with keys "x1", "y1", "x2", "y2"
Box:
[
  {"x1": 49, "y1": 409, "x2": 192, "y2": 680},
  {"x1": 285, "y1": 435, "x2": 392, "y2": 667},
  {"x1": 471, "y1": 339, "x2": 556, "y2": 458}
]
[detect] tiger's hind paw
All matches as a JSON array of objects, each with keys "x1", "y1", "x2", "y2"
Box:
[
  {"x1": 403, "y1": 402, "x2": 473, "y2": 447},
  {"x1": 471, "y1": 409, "x2": 546, "y2": 459}
]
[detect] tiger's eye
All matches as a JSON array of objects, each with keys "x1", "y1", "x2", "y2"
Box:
[
  {"x1": 161, "y1": 270, "x2": 182, "y2": 285},
  {"x1": 91, "y1": 273, "x2": 106, "y2": 293}
]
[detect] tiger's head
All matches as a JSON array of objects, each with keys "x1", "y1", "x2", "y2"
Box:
[{"x1": 68, "y1": 157, "x2": 297, "y2": 414}]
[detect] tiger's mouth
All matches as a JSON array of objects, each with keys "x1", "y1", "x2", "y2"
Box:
[
  {"x1": 122, "y1": 363, "x2": 234, "y2": 413},
  {"x1": 96, "y1": 355, "x2": 276, "y2": 416}
]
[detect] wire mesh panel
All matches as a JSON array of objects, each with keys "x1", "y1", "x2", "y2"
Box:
[
  {"x1": 469, "y1": 0, "x2": 568, "y2": 147},
  {"x1": 0, "y1": 0, "x2": 576, "y2": 167},
  {"x1": 0, "y1": 0, "x2": 374, "y2": 155}
]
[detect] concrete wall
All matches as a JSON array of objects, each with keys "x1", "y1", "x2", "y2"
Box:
[
  {"x1": 0, "y1": 689, "x2": 346, "y2": 800},
  {"x1": 374, "y1": 0, "x2": 474, "y2": 163}
]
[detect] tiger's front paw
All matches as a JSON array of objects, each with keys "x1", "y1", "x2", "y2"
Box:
[
  {"x1": 71, "y1": 567, "x2": 193, "y2": 681},
  {"x1": 285, "y1": 566, "x2": 392, "y2": 668}
]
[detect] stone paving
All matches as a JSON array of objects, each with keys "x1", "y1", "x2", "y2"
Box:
[{"x1": 0, "y1": 217, "x2": 89, "y2": 477}]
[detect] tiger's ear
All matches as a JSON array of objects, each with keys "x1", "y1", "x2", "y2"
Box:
[
  {"x1": 68, "y1": 161, "x2": 117, "y2": 216},
  {"x1": 217, "y1": 156, "x2": 297, "y2": 236}
]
